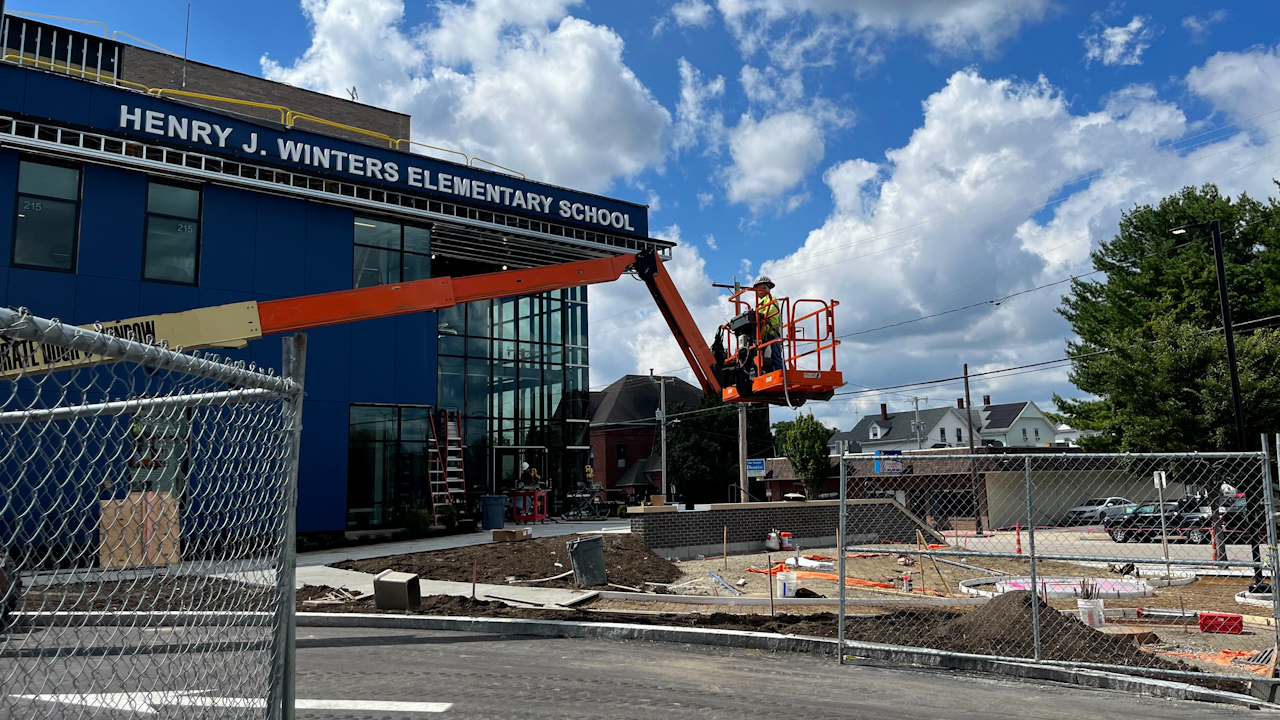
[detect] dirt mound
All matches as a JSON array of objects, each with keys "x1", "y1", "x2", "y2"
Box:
[
  {"x1": 332, "y1": 533, "x2": 681, "y2": 589},
  {"x1": 928, "y1": 591, "x2": 1178, "y2": 670}
]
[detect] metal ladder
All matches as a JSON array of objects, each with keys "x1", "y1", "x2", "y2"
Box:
[{"x1": 428, "y1": 408, "x2": 467, "y2": 524}]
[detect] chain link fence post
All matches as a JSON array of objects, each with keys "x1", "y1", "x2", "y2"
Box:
[
  {"x1": 1265, "y1": 434, "x2": 1280, "y2": 658},
  {"x1": 279, "y1": 334, "x2": 307, "y2": 720},
  {"x1": 837, "y1": 441, "x2": 847, "y2": 665},
  {"x1": 1024, "y1": 455, "x2": 1042, "y2": 661}
]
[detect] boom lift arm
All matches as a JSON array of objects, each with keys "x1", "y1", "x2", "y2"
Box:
[{"x1": 4, "y1": 250, "x2": 840, "y2": 405}]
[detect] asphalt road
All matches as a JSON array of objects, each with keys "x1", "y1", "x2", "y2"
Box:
[
  {"x1": 4, "y1": 626, "x2": 1261, "y2": 718},
  {"x1": 289, "y1": 628, "x2": 1255, "y2": 719}
]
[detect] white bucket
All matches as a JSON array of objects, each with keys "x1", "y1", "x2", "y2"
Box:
[
  {"x1": 776, "y1": 571, "x2": 798, "y2": 598},
  {"x1": 1077, "y1": 598, "x2": 1105, "y2": 628}
]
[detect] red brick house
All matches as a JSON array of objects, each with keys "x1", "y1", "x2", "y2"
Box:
[{"x1": 588, "y1": 374, "x2": 704, "y2": 493}]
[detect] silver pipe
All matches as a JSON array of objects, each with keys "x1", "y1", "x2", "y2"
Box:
[
  {"x1": 1266, "y1": 434, "x2": 1280, "y2": 655},
  {"x1": 0, "y1": 307, "x2": 298, "y2": 397},
  {"x1": 837, "y1": 443, "x2": 847, "y2": 665},
  {"x1": 0, "y1": 388, "x2": 283, "y2": 424},
  {"x1": 1024, "y1": 456, "x2": 1041, "y2": 661},
  {"x1": 845, "y1": 547, "x2": 1267, "y2": 569}
]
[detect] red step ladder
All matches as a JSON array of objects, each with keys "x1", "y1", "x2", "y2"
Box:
[{"x1": 428, "y1": 408, "x2": 467, "y2": 524}]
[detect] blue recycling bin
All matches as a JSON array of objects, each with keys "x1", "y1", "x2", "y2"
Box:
[{"x1": 480, "y1": 495, "x2": 506, "y2": 530}]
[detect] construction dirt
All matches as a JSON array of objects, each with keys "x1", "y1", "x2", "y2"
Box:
[
  {"x1": 299, "y1": 589, "x2": 1252, "y2": 690},
  {"x1": 331, "y1": 533, "x2": 682, "y2": 590},
  {"x1": 22, "y1": 577, "x2": 269, "y2": 612}
]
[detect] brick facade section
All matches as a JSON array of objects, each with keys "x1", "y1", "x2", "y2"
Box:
[
  {"x1": 121, "y1": 48, "x2": 412, "y2": 145},
  {"x1": 629, "y1": 500, "x2": 937, "y2": 557},
  {"x1": 590, "y1": 427, "x2": 657, "y2": 490}
]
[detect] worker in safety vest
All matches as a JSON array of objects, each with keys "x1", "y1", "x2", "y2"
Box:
[{"x1": 752, "y1": 275, "x2": 783, "y2": 372}]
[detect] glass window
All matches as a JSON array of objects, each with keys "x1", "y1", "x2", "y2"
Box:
[
  {"x1": 347, "y1": 405, "x2": 438, "y2": 529},
  {"x1": 143, "y1": 182, "x2": 201, "y2": 284},
  {"x1": 955, "y1": 428, "x2": 962, "y2": 443},
  {"x1": 616, "y1": 444, "x2": 627, "y2": 468},
  {"x1": 1021, "y1": 428, "x2": 1029, "y2": 442},
  {"x1": 353, "y1": 216, "x2": 430, "y2": 287},
  {"x1": 14, "y1": 160, "x2": 80, "y2": 270}
]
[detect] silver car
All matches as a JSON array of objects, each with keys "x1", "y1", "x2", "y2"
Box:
[{"x1": 1062, "y1": 496, "x2": 1131, "y2": 525}]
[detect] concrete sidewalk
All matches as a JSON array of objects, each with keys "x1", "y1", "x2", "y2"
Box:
[
  {"x1": 297, "y1": 520, "x2": 629, "y2": 568},
  {"x1": 295, "y1": 563, "x2": 596, "y2": 608}
]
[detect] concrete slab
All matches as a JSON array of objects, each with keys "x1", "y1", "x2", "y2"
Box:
[
  {"x1": 417, "y1": 579, "x2": 597, "y2": 608},
  {"x1": 296, "y1": 566, "x2": 379, "y2": 596},
  {"x1": 296, "y1": 564, "x2": 597, "y2": 608},
  {"x1": 298, "y1": 521, "x2": 629, "y2": 568}
]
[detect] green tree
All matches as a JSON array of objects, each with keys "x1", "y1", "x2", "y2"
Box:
[
  {"x1": 1056, "y1": 184, "x2": 1280, "y2": 451},
  {"x1": 666, "y1": 394, "x2": 772, "y2": 503},
  {"x1": 782, "y1": 413, "x2": 835, "y2": 498},
  {"x1": 770, "y1": 420, "x2": 796, "y2": 454}
]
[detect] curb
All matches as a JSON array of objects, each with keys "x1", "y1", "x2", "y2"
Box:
[{"x1": 297, "y1": 612, "x2": 1278, "y2": 710}]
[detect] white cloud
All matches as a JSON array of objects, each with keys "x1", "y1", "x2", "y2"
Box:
[
  {"x1": 725, "y1": 110, "x2": 825, "y2": 208},
  {"x1": 705, "y1": 234, "x2": 719, "y2": 250},
  {"x1": 717, "y1": 0, "x2": 1052, "y2": 63},
  {"x1": 753, "y1": 54, "x2": 1280, "y2": 431},
  {"x1": 672, "y1": 0, "x2": 715, "y2": 28},
  {"x1": 1182, "y1": 10, "x2": 1227, "y2": 43},
  {"x1": 262, "y1": 0, "x2": 670, "y2": 192},
  {"x1": 673, "y1": 58, "x2": 727, "y2": 153},
  {"x1": 698, "y1": 191, "x2": 715, "y2": 208},
  {"x1": 1082, "y1": 14, "x2": 1159, "y2": 68}
]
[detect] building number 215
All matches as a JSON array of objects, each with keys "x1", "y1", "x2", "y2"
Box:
[{"x1": 175, "y1": 222, "x2": 196, "y2": 233}]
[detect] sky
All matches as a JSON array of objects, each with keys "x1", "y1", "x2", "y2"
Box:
[{"x1": 25, "y1": 0, "x2": 1280, "y2": 431}]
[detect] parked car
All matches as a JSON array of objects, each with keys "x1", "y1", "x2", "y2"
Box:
[
  {"x1": 1175, "y1": 493, "x2": 1251, "y2": 544},
  {"x1": 1062, "y1": 496, "x2": 1132, "y2": 525},
  {"x1": 1103, "y1": 501, "x2": 1179, "y2": 542}
]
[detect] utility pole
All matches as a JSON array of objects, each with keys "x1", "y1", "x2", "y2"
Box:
[
  {"x1": 739, "y1": 404, "x2": 749, "y2": 501},
  {"x1": 910, "y1": 397, "x2": 926, "y2": 449},
  {"x1": 651, "y1": 369, "x2": 673, "y2": 498},
  {"x1": 731, "y1": 275, "x2": 750, "y2": 503},
  {"x1": 963, "y1": 364, "x2": 982, "y2": 532}
]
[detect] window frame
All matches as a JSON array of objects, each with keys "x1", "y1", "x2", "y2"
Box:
[
  {"x1": 353, "y1": 214, "x2": 432, "y2": 288},
  {"x1": 142, "y1": 180, "x2": 203, "y2": 286},
  {"x1": 12, "y1": 157, "x2": 83, "y2": 273}
]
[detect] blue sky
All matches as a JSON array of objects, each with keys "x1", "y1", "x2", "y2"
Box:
[{"x1": 24, "y1": 1, "x2": 1280, "y2": 430}]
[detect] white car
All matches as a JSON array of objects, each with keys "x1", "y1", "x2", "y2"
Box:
[{"x1": 1062, "y1": 497, "x2": 1131, "y2": 525}]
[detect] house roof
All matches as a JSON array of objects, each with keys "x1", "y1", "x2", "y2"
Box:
[
  {"x1": 616, "y1": 453, "x2": 656, "y2": 487},
  {"x1": 828, "y1": 429, "x2": 862, "y2": 453},
  {"x1": 981, "y1": 402, "x2": 1029, "y2": 430},
  {"x1": 848, "y1": 407, "x2": 957, "y2": 444},
  {"x1": 589, "y1": 375, "x2": 705, "y2": 426}
]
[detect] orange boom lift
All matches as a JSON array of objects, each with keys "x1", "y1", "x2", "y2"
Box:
[{"x1": 6, "y1": 250, "x2": 842, "y2": 406}]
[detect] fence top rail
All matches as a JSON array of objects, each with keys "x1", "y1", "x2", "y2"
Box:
[
  {"x1": 0, "y1": 306, "x2": 299, "y2": 397},
  {"x1": 840, "y1": 450, "x2": 1265, "y2": 460}
]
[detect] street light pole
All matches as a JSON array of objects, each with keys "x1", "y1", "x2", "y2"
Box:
[
  {"x1": 1208, "y1": 220, "x2": 1248, "y2": 452},
  {"x1": 1173, "y1": 220, "x2": 1246, "y2": 451}
]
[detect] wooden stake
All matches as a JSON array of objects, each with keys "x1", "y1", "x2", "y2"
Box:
[
  {"x1": 723, "y1": 526, "x2": 728, "y2": 571},
  {"x1": 472, "y1": 560, "x2": 478, "y2": 601},
  {"x1": 768, "y1": 554, "x2": 775, "y2": 617}
]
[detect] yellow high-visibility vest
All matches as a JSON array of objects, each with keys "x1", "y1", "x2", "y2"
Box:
[{"x1": 758, "y1": 293, "x2": 781, "y2": 337}]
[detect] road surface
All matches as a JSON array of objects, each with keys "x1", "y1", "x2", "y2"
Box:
[
  {"x1": 6, "y1": 627, "x2": 1259, "y2": 718},
  {"x1": 290, "y1": 628, "x2": 1256, "y2": 719}
]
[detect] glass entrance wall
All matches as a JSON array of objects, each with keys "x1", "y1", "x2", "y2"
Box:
[
  {"x1": 347, "y1": 405, "x2": 432, "y2": 529},
  {"x1": 437, "y1": 283, "x2": 590, "y2": 513}
]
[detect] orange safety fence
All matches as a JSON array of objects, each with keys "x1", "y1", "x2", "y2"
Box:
[
  {"x1": 1140, "y1": 648, "x2": 1269, "y2": 674},
  {"x1": 746, "y1": 562, "x2": 945, "y2": 597}
]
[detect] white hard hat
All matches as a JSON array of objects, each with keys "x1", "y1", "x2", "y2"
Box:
[
  {"x1": 522, "y1": 462, "x2": 530, "y2": 470},
  {"x1": 753, "y1": 275, "x2": 774, "y2": 289}
]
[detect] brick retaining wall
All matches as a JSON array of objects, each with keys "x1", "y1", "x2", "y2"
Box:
[{"x1": 629, "y1": 500, "x2": 940, "y2": 559}]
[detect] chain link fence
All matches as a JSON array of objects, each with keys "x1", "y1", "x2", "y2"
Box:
[
  {"x1": 0, "y1": 308, "x2": 304, "y2": 719},
  {"x1": 836, "y1": 446, "x2": 1280, "y2": 690}
]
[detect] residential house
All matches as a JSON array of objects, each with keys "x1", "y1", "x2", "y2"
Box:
[
  {"x1": 849, "y1": 404, "x2": 975, "y2": 453},
  {"x1": 1056, "y1": 423, "x2": 1103, "y2": 446},
  {"x1": 970, "y1": 396, "x2": 1059, "y2": 448},
  {"x1": 588, "y1": 375, "x2": 704, "y2": 492}
]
